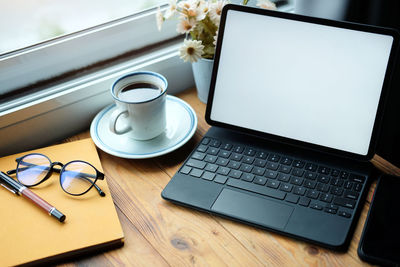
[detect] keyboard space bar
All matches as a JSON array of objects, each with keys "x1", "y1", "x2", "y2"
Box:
[{"x1": 226, "y1": 179, "x2": 286, "y2": 200}]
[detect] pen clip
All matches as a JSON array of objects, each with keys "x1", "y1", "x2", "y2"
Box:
[{"x1": 0, "y1": 183, "x2": 18, "y2": 195}]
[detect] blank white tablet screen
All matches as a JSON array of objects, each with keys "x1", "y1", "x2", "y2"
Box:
[{"x1": 210, "y1": 10, "x2": 393, "y2": 155}]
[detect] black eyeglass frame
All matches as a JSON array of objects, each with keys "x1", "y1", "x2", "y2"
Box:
[{"x1": 7, "y1": 153, "x2": 106, "y2": 197}]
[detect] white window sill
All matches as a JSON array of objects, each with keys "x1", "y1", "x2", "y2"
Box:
[{"x1": 0, "y1": 41, "x2": 194, "y2": 156}]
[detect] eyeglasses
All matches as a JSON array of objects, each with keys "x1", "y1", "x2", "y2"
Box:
[{"x1": 6, "y1": 153, "x2": 106, "y2": 197}]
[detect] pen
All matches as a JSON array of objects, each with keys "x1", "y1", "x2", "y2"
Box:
[{"x1": 0, "y1": 171, "x2": 66, "y2": 222}]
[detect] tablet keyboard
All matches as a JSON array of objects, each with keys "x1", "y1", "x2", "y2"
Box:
[{"x1": 179, "y1": 137, "x2": 366, "y2": 219}]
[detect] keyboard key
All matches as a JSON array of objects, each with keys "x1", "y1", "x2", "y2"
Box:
[
  {"x1": 299, "y1": 197, "x2": 310, "y2": 207},
  {"x1": 354, "y1": 183, "x2": 363, "y2": 192},
  {"x1": 285, "y1": 194, "x2": 299, "y2": 204},
  {"x1": 330, "y1": 178, "x2": 343, "y2": 187},
  {"x1": 305, "y1": 163, "x2": 317, "y2": 172},
  {"x1": 255, "y1": 151, "x2": 268, "y2": 159},
  {"x1": 280, "y1": 183, "x2": 293, "y2": 192},
  {"x1": 190, "y1": 168, "x2": 203, "y2": 178},
  {"x1": 227, "y1": 160, "x2": 241, "y2": 170},
  {"x1": 201, "y1": 138, "x2": 210, "y2": 145},
  {"x1": 330, "y1": 186, "x2": 343, "y2": 196},
  {"x1": 292, "y1": 160, "x2": 305, "y2": 168},
  {"x1": 180, "y1": 166, "x2": 192, "y2": 174},
  {"x1": 340, "y1": 171, "x2": 349, "y2": 179},
  {"x1": 304, "y1": 171, "x2": 318, "y2": 180},
  {"x1": 290, "y1": 176, "x2": 303, "y2": 186},
  {"x1": 231, "y1": 153, "x2": 243, "y2": 161},
  {"x1": 252, "y1": 167, "x2": 265, "y2": 176},
  {"x1": 310, "y1": 202, "x2": 323, "y2": 210},
  {"x1": 221, "y1": 143, "x2": 233, "y2": 151},
  {"x1": 205, "y1": 163, "x2": 218, "y2": 172},
  {"x1": 214, "y1": 175, "x2": 228, "y2": 184},
  {"x1": 226, "y1": 179, "x2": 286, "y2": 200},
  {"x1": 186, "y1": 159, "x2": 206, "y2": 169},
  {"x1": 242, "y1": 173, "x2": 255, "y2": 182},
  {"x1": 242, "y1": 156, "x2": 254, "y2": 164},
  {"x1": 318, "y1": 166, "x2": 331, "y2": 175},
  {"x1": 254, "y1": 176, "x2": 267, "y2": 185},
  {"x1": 304, "y1": 180, "x2": 316, "y2": 189},
  {"x1": 293, "y1": 186, "x2": 306, "y2": 196},
  {"x1": 324, "y1": 207, "x2": 337, "y2": 214},
  {"x1": 344, "y1": 190, "x2": 359, "y2": 200},
  {"x1": 279, "y1": 165, "x2": 291, "y2": 174},
  {"x1": 202, "y1": 171, "x2": 215, "y2": 181},
  {"x1": 265, "y1": 170, "x2": 278, "y2": 179},
  {"x1": 325, "y1": 204, "x2": 339, "y2": 211},
  {"x1": 192, "y1": 152, "x2": 206, "y2": 160},
  {"x1": 291, "y1": 168, "x2": 304, "y2": 177},
  {"x1": 344, "y1": 181, "x2": 353, "y2": 189},
  {"x1": 333, "y1": 197, "x2": 355, "y2": 209},
  {"x1": 216, "y1": 157, "x2": 229, "y2": 166},
  {"x1": 306, "y1": 190, "x2": 319, "y2": 199},
  {"x1": 244, "y1": 148, "x2": 256, "y2": 156},
  {"x1": 205, "y1": 155, "x2": 217, "y2": 163},
  {"x1": 197, "y1": 145, "x2": 208, "y2": 153},
  {"x1": 338, "y1": 210, "x2": 351, "y2": 218},
  {"x1": 218, "y1": 150, "x2": 231, "y2": 158},
  {"x1": 268, "y1": 154, "x2": 280, "y2": 162},
  {"x1": 207, "y1": 147, "x2": 219, "y2": 155},
  {"x1": 280, "y1": 157, "x2": 293, "y2": 165},
  {"x1": 217, "y1": 167, "x2": 230, "y2": 176},
  {"x1": 349, "y1": 174, "x2": 365, "y2": 183},
  {"x1": 210, "y1": 140, "x2": 221, "y2": 147},
  {"x1": 319, "y1": 193, "x2": 333, "y2": 203},
  {"x1": 316, "y1": 183, "x2": 330, "y2": 192},
  {"x1": 233, "y1": 145, "x2": 244, "y2": 153},
  {"x1": 266, "y1": 162, "x2": 279, "y2": 170},
  {"x1": 267, "y1": 180, "x2": 280, "y2": 189},
  {"x1": 254, "y1": 159, "x2": 267, "y2": 167},
  {"x1": 331, "y1": 169, "x2": 340, "y2": 177},
  {"x1": 317, "y1": 174, "x2": 330, "y2": 184},
  {"x1": 229, "y1": 170, "x2": 242, "y2": 179},
  {"x1": 278, "y1": 173, "x2": 290, "y2": 182},
  {"x1": 240, "y1": 164, "x2": 253, "y2": 173}
]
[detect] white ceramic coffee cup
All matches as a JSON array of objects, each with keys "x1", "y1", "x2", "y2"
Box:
[{"x1": 109, "y1": 71, "x2": 168, "y2": 140}]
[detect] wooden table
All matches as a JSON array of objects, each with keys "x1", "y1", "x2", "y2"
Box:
[{"x1": 62, "y1": 88, "x2": 399, "y2": 266}]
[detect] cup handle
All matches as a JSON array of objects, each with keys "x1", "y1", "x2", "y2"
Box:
[{"x1": 109, "y1": 108, "x2": 131, "y2": 135}]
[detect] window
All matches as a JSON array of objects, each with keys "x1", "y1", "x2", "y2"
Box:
[{"x1": 0, "y1": 0, "x2": 167, "y2": 54}]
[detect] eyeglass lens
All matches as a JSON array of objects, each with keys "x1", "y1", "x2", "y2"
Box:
[
  {"x1": 17, "y1": 154, "x2": 51, "y2": 186},
  {"x1": 60, "y1": 161, "x2": 97, "y2": 195}
]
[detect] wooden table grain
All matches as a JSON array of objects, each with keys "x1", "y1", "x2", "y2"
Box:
[{"x1": 61, "y1": 88, "x2": 399, "y2": 266}]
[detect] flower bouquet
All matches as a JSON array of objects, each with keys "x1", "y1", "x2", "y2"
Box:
[
  {"x1": 157, "y1": 0, "x2": 276, "y2": 102},
  {"x1": 157, "y1": 0, "x2": 276, "y2": 62}
]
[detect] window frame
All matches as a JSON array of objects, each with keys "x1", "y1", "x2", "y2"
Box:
[{"x1": 0, "y1": 5, "x2": 177, "y2": 96}]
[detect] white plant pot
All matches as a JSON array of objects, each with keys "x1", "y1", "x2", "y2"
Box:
[{"x1": 192, "y1": 58, "x2": 213, "y2": 103}]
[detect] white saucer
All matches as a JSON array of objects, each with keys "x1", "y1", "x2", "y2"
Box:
[{"x1": 90, "y1": 95, "x2": 197, "y2": 159}]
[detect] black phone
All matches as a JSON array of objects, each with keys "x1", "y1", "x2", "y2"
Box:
[{"x1": 358, "y1": 174, "x2": 400, "y2": 266}]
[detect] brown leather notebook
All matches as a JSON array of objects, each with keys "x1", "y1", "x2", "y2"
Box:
[{"x1": 0, "y1": 139, "x2": 124, "y2": 266}]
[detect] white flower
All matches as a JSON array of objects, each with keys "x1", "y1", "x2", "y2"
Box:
[
  {"x1": 213, "y1": 30, "x2": 218, "y2": 46},
  {"x1": 178, "y1": 0, "x2": 195, "y2": 12},
  {"x1": 156, "y1": 7, "x2": 164, "y2": 31},
  {"x1": 176, "y1": 18, "x2": 196, "y2": 34},
  {"x1": 256, "y1": 0, "x2": 277, "y2": 10},
  {"x1": 209, "y1": 0, "x2": 228, "y2": 26},
  {"x1": 194, "y1": 0, "x2": 209, "y2": 21},
  {"x1": 179, "y1": 39, "x2": 204, "y2": 62},
  {"x1": 164, "y1": 0, "x2": 178, "y2": 19}
]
